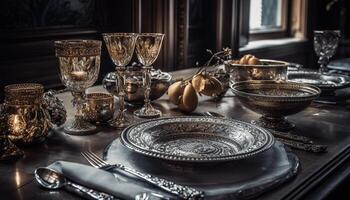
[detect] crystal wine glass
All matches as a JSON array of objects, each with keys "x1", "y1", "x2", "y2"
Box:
[
  {"x1": 134, "y1": 33, "x2": 164, "y2": 118},
  {"x1": 103, "y1": 33, "x2": 137, "y2": 128},
  {"x1": 314, "y1": 30, "x2": 341, "y2": 73},
  {"x1": 54, "y1": 40, "x2": 101, "y2": 135}
]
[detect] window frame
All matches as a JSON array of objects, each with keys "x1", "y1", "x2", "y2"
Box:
[{"x1": 240, "y1": 0, "x2": 292, "y2": 45}]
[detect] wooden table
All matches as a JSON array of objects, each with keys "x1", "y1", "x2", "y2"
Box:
[{"x1": 1, "y1": 68, "x2": 350, "y2": 200}]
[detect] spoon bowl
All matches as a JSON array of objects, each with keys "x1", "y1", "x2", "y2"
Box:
[{"x1": 34, "y1": 167, "x2": 66, "y2": 189}]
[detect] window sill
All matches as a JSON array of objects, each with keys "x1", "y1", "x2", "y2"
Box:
[{"x1": 240, "y1": 38, "x2": 307, "y2": 52}]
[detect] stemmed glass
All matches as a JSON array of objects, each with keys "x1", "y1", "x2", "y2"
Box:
[
  {"x1": 55, "y1": 40, "x2": 101, "y2": 135},
  {"x1": 103, "y1": 33, "x2": 137, "y2": 128},
  {"x1": 134, "y1": 33, "x2": 164, "y2": 118},
  {"x1": 314, "y1": 30, "x2": 341, "y2": 73}
]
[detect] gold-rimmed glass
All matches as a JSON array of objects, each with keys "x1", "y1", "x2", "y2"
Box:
[
  {"x1": 134, "y1": 33, "x2": 164, "y2": 118},
  {"x1": 103, "y1": 33, "x2": 137, "y2": 128},
  {"x1": 54, "y1": 40, "x2": 101, "y2": 135}
]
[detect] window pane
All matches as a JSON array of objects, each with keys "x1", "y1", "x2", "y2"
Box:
[{"x1": 249, "y1": 0, "x2": 283, "y2": 31}]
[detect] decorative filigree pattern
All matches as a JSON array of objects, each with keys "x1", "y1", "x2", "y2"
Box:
[
  {"x1": 121, "y1": 116, "x2": 274, "y2": 162},
  {"x1": 43, "y1": 90, "x2": 67, "y2": 126},
  {"x1": 4, "y1": 83, "x2": 52, "y2": 144},
  {"x1": 105, "y1": 163, "x2": 204, "y2": 200}
]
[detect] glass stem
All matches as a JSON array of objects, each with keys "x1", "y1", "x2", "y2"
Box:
[
  {"x1": 318, "y1": 57, "x2": 329, "y2": 74},
  {"x1": 143, "y1": 66, "x2": 152, "y2": 110},
  {"x1": 116, "y1": 67, "x2": 126, "y2": 120},
  {"x1": 71, "y1": 91, "x2": 85, "y2": 118}
]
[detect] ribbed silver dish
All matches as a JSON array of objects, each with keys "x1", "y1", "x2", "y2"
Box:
[
  {"x1": 288, "y1": 70, "x2": 350, "y2": 95},
  {"x1": 121, "y1": 116, "x2": 275, "y2": 162}
]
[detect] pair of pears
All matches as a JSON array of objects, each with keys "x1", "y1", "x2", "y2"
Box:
[{"x1": 168, "y1": 73, "x2": 223, "y2": 112}]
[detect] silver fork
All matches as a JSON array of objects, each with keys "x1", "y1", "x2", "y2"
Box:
[{"x1": 81, "y1": 151, "x2": 204, "y2": 200}]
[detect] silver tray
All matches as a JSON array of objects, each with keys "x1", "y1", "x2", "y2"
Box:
[
  {"x1": 121, "y1": 116, "x2": 275, "y2": 162},
  {"x1": 288, "y1": 71, "x2": 350, "y2": 94}
]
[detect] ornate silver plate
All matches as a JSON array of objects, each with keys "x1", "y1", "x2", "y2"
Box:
[
  {"x1": 121, "y1": 117, "x2": 275, "y2": 162},
  {"x1": 288, "y1": 71, "x2": 350, "y2": 94}
]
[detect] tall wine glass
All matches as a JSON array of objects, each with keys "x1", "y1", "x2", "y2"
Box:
[
  {"x1": 314, "y1": 30, "x2": 341, "y2": 74},
  {"x1": 103, "y1": 33, "x2": 137, "y2": 128},
  {"x1": 55, "y1": 40, "x2": 101, "y2": 135},
  {"x1": 134, "y1": 33, "x2": 164, "y2": 118}
]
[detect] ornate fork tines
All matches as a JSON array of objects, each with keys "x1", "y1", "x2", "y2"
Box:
[{"x1": 81, "y1": 151, "x2": 205, "y2": 200}]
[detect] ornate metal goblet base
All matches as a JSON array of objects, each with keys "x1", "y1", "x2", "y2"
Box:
[
  {"x1": 64, "y1": 116, "x2": 97, "y2": 135},
  {"x1": 252, "y1": 116, "x2": 295, "y2": 131},
  {"x1": 134, "y1": 106, "x2": 162, "y2": 118},
  {"x1": 109, "y1": 112, "x2": 130, "y2": 128},
  {"x1": 0, "y1": 137, "x2": 24, "y2": 161},
  {"x1": 134, "y1": 66, "x2": 162, "y2": 119}
]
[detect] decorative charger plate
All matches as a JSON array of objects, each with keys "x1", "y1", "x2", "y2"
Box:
[{"x1": 120, "y1": 116, "x2": 275, "y2": 162}]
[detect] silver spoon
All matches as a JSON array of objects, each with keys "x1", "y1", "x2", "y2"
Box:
[
  {"x1": 35, "y1": 167, "x2": 170, "y2": 200},
  {"x1": 34, "y1": 167, "x2": 115, "y2": 200}
]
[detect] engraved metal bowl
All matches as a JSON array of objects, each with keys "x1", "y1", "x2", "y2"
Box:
[
  {"x1": 288, "y1": 70, "x2": 350, "y2": 96},
  {"x1": 121, "y1": 116, "x2": 275, "y2": 162},
  {"x1": 82, "y1": 93, "x2": 114, "y2": 124},
  {"x1": 103, "y1": 69, "x2": 172, "y2": 104},
  {"x1": 231, "y1": 80, "x2": 321, "y2": 131},
  {"x1": 224, "y1": 59, "x2": 289, "y2": 83}
]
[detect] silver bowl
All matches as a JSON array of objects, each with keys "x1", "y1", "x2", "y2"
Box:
[
  {"x1": 103, "y1": 69, "x2": 172, "y2": 105},
  {"x1": 224, "y1": 59, "x2": 289, "y2": 83},
  {"x1": 231, "y1": 80, "x2": 321, "y2": 131}
]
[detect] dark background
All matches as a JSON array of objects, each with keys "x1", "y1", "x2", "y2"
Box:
[{"x1": 0, "y1": 0, "x2": 350, "y2": 95}]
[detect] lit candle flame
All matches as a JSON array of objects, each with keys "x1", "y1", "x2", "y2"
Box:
[{"x1": 11, "y1": 115, "x2": 25, "y2": 134}]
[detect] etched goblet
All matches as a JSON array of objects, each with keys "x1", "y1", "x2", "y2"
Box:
[
  {"x1": 54, "y1": 40, "x2": 101, "y2": 135},
  {"x1": 103, "y1": 33, "x2": 137, "y2": 128},
  {"x1": 134, "y1": 33, "x2": 164, "y2": 118},
  {"x1": 314, "y1": 30, "x2": 341, "y2": 73}
]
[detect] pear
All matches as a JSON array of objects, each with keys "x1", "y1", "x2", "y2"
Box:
[
  {"x1": 167, "y1": 81, "x2": 185, "y2": 105},
  {"x1": 178, "y1": 83, "x2": 198, "y2": 113}
]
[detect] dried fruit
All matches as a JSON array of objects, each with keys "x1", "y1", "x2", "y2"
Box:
[
  {"x1": 192, "y1": 73, "x2": 223, "y2": 97},
  {"x1": 238, "y1": 54, "x2": 262, "y2": 65}
]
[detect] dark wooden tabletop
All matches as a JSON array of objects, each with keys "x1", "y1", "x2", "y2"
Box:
[{"x1": 1, "y1": 68, "x2": 350, "y2": 200}]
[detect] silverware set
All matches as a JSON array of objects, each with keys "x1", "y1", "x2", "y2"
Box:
[
  {"x1": 81, "y1": 151, "x2": 204, "y2": 200},
  {"x1": 203, "y1": 111, "x2": 327, "y2": 153}
]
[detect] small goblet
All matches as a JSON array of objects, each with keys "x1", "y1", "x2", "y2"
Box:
[
  {"x1": 134, "y1": 33, "x2": 164, "y2": 118},
  {"x1": 314, "y1": 30, "x2": 341, "y2": 74},
  {"x1": 54, "y1": 40, "x2": 101, "y2": 135},
  {"x1": 103, "y1": 33, "x2": 137, "y2": 128}
]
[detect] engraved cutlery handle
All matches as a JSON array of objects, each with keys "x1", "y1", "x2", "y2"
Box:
[
  {"x1": 271, "y1": 130, "x2": 313, "y2": 144},
  {"x1": 66, "y1": 181, "x2": 116, "y2": 200},
  {"x1": 110, "y1": 164, "x2": 204, "y2": 200},
  {"x1": 278, "y1": 138, "x2": 327, "y2": 153}
]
